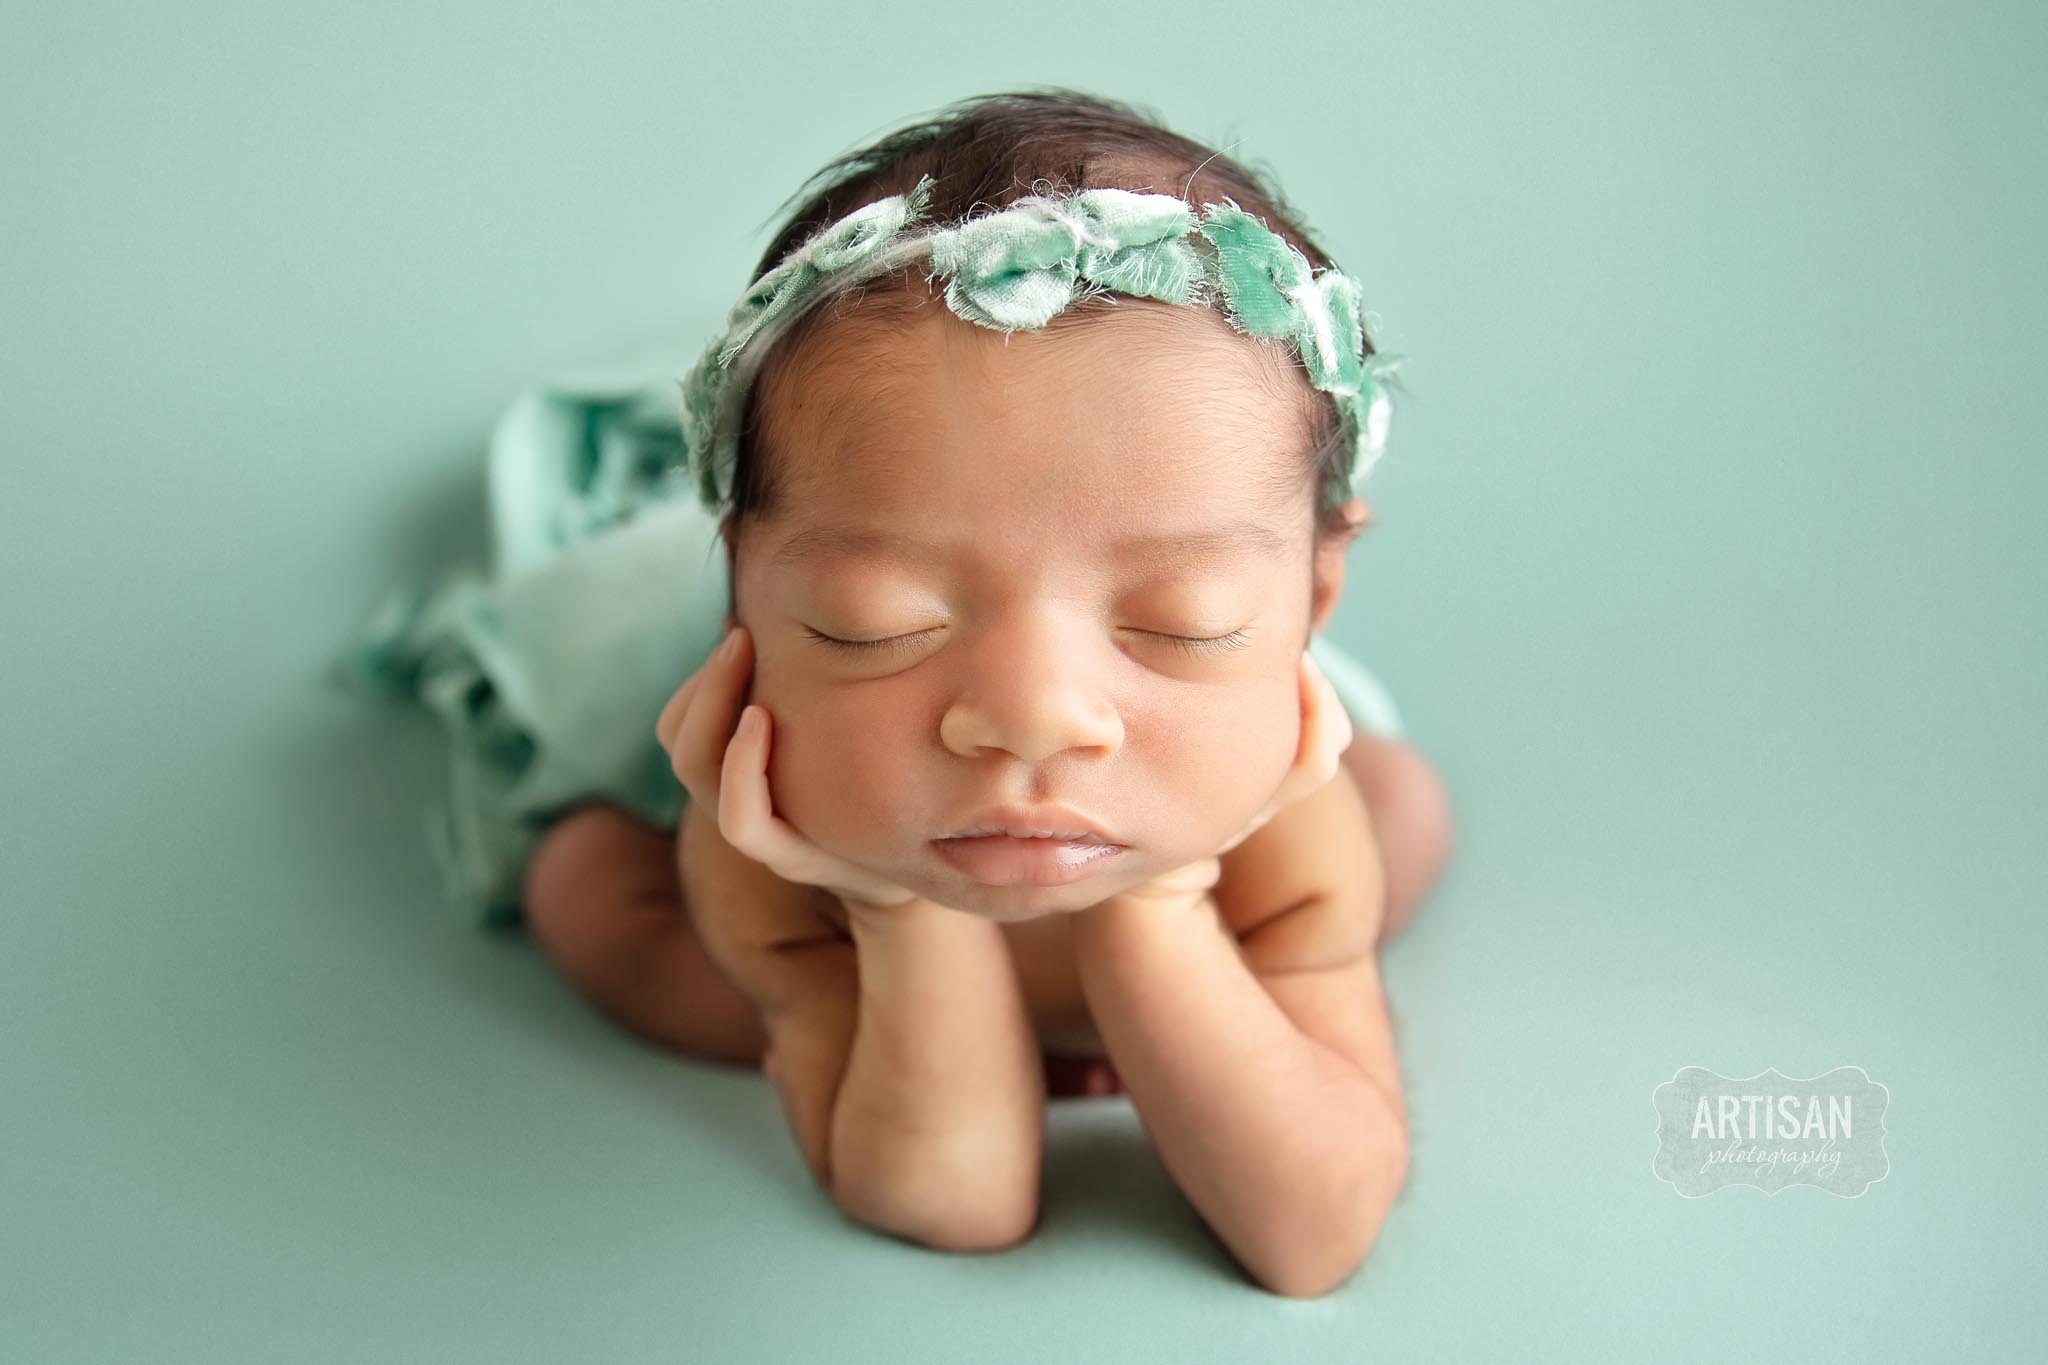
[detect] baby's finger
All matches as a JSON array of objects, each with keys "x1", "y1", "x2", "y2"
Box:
[
  {"x1": 717, "y1": 704, "x2": 829, "y2": 880},
  {"x1": 1271, "y1": 652, "x2": 1350, "y2": 809},
  {"x1": 717, "y1": 706, "x2": 917, "y2": 908},
  {"x1": 655, "y1": 669, "x2": 703, "y2": 752},
  {"x1": 1301, "y1": 652, "x2": 1355, "y2": 780},
  {"x1": 673, "y1": 627, "x2": 753, "y2": 806}
]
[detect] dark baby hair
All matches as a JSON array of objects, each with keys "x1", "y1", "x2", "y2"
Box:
[{"x1": 717, "y1": 87, "x2": 1389, "y2": 611}]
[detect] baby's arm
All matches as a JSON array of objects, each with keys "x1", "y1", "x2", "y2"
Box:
[
  {"x1": 829, "y1": 893, "x2": 1046, "y2": 1248},
  {"x1": 677, "y1": 798, "x2": 1045, "y2": 1250},
  {"x1": 1071, "y1": 766, "x2": 1409, "y2": 1299}
]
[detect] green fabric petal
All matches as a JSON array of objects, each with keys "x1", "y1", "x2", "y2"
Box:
[
  {"x1": 1071, "y1": 188, "x2": 1199, "y2": 304},
  {"x1": 1197, "y1": 201, "x2": 1313, "y2": 338},
  {"x1": 928, "y1": 206, "x2": 1086, "y2": 330}
]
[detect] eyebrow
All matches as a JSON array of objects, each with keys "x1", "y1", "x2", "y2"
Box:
[{"x1": 768, "y1": 518, "x2": 1293, "y2": 571}]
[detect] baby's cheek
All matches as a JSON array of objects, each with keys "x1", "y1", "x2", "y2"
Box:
[
  {"x1": 761, "y1": 687, "x2": 921, "y2": 850},
  {"x1": 1130, "y1": 684, "x2": 1298, "y2": 834}
]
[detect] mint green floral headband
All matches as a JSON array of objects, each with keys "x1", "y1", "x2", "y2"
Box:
[{"x1": 678, "y1": 173, "x2": 1403, "y2": 511}]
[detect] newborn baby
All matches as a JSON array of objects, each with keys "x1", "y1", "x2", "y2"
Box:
[{"x1": 521, "y1": 93, "x2": 1453, "y2": 1298}]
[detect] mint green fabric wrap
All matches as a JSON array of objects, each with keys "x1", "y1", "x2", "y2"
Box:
[{"x1": 337, "y1": 365, "x2": 1406, "y2": 930}]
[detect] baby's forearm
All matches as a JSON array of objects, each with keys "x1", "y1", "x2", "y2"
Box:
[
  {"x1": 1073, "y1": 894, "x2": 1407, "y2": 1298},
  {"x1": 828, "y1": 897, "x2": 1045, "y2": 1250}
]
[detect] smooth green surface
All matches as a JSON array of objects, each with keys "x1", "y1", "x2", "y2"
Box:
[{"x1": 5, "y1": 2, "x2": 2043, "y2": 1359}]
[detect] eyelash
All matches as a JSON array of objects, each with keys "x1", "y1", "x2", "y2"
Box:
[{"x1": 802, "y1": 625, "x2": 1255, "y2": 657}]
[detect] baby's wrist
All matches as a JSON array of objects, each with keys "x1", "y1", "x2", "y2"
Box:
[
  {"x1": 840, "y1": 893, "x2": 1020, "y2": 1003},
  {"x1": 838, "y1": 891, "x2": 971, "y2": 937}
]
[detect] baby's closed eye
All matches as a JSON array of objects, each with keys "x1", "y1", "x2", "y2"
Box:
[{"x1": 803, "y1": 621, "x2": 1253, "y2": 655}]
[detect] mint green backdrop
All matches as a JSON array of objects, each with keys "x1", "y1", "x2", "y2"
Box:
[{"x1": 5, "y1": 2, "x2": 2043, "y2": 1359}]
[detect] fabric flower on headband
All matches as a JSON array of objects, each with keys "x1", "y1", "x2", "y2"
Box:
[
  {"x1": 928, "y1": 187, "x2": 1204, "y2": 327},
  {"x1": 678, "y1": 172, "x2": 1403, "y2": 510}
]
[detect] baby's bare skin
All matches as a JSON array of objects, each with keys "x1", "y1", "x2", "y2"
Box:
[{"x1": 523, "y1": 724, "x2": 1449, "y2": 1093}]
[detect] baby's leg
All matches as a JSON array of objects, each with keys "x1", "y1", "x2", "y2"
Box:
[
  {"x1": 523, "y1": 803, "x2": 768, "y2": 1066},
  {"x1": 1338, "y1": 732, "x2": 1454, "y2": 945}
]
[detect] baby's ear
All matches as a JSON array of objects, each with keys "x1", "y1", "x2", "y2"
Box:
[{"x1": 1308, "y1": 498, "x2": 1366, "y2": 635}]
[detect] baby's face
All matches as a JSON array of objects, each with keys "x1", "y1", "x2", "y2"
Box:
[{"x1": 731, "y1": 289, "x2": 1329, "y2": 921}]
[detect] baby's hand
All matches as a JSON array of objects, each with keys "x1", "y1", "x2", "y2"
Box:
[
  {"x1": 1104, "y1": 649, "x2": 1354, "y2": 915},
  {"x1": 657, "y1": 625, "x2": 922, "y2": 912}
]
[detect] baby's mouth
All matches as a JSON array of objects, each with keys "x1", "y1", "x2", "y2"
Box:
[{"x1": 929, "y1": 832, "x2": 1129, "y2": 887}]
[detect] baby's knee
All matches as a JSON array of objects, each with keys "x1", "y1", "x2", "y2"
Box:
[
  {"x1": 1347, "y1": 738, "x2": 1453, "y2": 866},
  {"x1": 523, "y1": 803, "x2": 675, "y2": 942},
  {"x1": 525, "y1": 804, "x2": 612, "y2": 913}
]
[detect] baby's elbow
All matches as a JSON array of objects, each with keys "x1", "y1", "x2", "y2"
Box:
[
  {"x1": 831, "y1": 1175, "x2": 1039, "y2": 1253},
  {"x1": 905, "y1": 1200, "x2": 1040, "y2": 1255},
  {"x1": 1249, "y1": 1133, "x2": 1410, "y2": 1299},
  {"x1": 1257, "y1": 1253, "x2": 1361, "y2": 1301},
  {"x1": 1248, "y1": 1207, "x2": 1387, "y2": 1301}
]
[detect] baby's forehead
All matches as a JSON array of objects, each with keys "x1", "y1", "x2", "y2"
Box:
[
  {"x1": 757, "y1": 439, "x2": 1305, "y2": 584},
  {"x1": 758, "y1": 508, "x2": 1298, "y2": 583},
  {"x1": 755, "y1": 292, "x2": 1315, "y2": 518}
]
